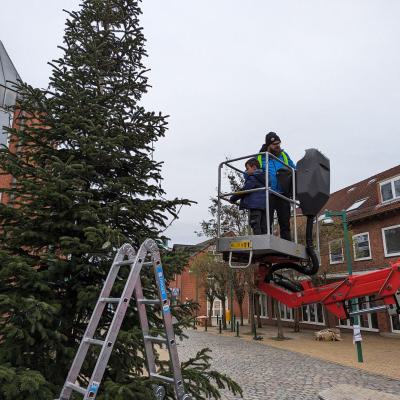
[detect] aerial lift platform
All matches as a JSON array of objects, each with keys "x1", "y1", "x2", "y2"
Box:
[{"x1": 217, "y1": 149, "x2": 400, "y2": 320}]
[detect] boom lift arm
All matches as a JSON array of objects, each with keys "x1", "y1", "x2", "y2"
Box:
[{"x1": 257, "y1": 261, "x2": 400, "y2": 320}]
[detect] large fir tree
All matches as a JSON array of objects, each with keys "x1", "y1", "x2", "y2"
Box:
[{"x1": 0, "y1": 1, "x2": 241, "y2": 399}]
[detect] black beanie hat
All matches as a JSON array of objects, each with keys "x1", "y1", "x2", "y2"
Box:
[{"x1": 265, "y1": 132, "x2": 281, "y2": 145}]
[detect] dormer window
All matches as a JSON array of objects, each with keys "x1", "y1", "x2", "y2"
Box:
[{"x1": 380, "y1": 176, "x2": 400, "y2": 203}]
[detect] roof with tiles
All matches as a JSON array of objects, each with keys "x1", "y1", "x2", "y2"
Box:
[{"x1": 322, "y1": 164, "x2": 400, "y2": 222}]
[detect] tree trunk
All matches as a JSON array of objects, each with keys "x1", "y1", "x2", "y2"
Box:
[
  {"x1": 255, "y1": 293, "x2": 262, "y2": 328},
  {"x1": 239, "y1": 302, "x2": 244, "y2": 326},
  {"x1": 248, "y1": 289, "x2": 254, "y2": 329},
  {"x1": 221, "y1": 297, "x2": 227, "y2": 330},
  {"x1": 274, "y1": 301, "x2": 285, "y2": 340},
  {"x1": 323, "y1": 305, "x2": 332, "y2": 328},
  {"x1": 293, "y1": 307, "x2": 300, "y2": 332},
  {"x1": 208, "y1": 297, "x2": 214, "y2": 326}
]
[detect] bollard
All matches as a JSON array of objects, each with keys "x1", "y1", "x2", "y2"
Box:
[
  {"x1": 253, "y1": 321, "x2": 257, "y2": 340},
  {"x1": 236, "y1": 321, "x2": 239, "y2": 337},
  {"x1": 205, "y1": 318, "x2": 208, "y2": 332},
  {"x1": 219, "y1": 319, "x2": 222, "y2": 334},
  {"x1": 216, "y1": 315, "x2": 219, "y2": 325},
  {"x1": 193, "y1": 317, "x2": 197, "y2": 330}
]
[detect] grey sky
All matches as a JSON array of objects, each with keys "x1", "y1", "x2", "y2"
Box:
[{"x1": 1, "y1": 1, "x2": 400, "y2": 245}]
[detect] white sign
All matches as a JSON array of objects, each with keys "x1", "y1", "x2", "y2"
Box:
[{"x1": 353, "y1": 324, "x2": 362, "y2": 343}]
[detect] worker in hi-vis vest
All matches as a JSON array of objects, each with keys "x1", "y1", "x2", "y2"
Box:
[{"x1": 258, "y1": 132, "x2": 296, "y2": 241}]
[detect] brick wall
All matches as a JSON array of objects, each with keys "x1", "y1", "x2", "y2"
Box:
[{"x1": 320, "y1": 211, "x2": 400, "y2": 275}]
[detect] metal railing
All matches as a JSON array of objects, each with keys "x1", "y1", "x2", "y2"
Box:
[{"x1": 217, "y1": 151, "x2": 299, "y2": 243}]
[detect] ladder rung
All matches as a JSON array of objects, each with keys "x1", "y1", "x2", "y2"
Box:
[
  {"x1": 99, "y1": 297, "x2": 120, "y2": 303},
  {"x1": 150, "y1": 373, "x2": 175, "y2": 384},
  {"x1": 114, "y1": 259, "x2": 136, "y2": 267},
  {"x1": 348, "y1": 305, "x2": 387, "y2": 317},
  {"x1": 143, "y1": 261, "x2": 153, "y2": 266},
  {"x1": 137, "y1": 298, "x2": 160, "y2": 305},
  {"x1": 84, "y1": 337, "x2": 105, "y2": 346},
  {"x1": 66, "y1": 382, "x2": 87, "y2": 395},
  {"x1": 144, "y1": 335, "x2": 167, "y2": 344}
]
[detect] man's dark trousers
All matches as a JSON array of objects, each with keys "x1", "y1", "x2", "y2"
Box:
[
  {"x1": 269, "y1": 193, "x2": 291, "y2": 240},
  {"x1": 249, "y1": 209, "x2": 267, "y2": 235}
]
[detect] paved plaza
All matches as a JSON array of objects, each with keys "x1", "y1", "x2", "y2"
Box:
[{"x1": 177, "y1": 330, "x2": 400, "y2": 400}]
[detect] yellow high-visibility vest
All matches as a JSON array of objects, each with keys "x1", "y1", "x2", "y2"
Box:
[{"x1": 258, "y1": 151, "x2": 289, "y2": 169}]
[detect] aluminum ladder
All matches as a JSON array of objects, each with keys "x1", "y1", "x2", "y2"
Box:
[{"x1": 58, "y1": 239, "x2": 191, "y2": 400}]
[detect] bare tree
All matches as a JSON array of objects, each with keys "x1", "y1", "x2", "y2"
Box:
[
  {"x1": 245, "y1": 264, "x2": 258, "y2": 329},
  {"x1": 198, "y1": 168, "x2": 248, "y2": 238},
  {"x1": 273, "y1": 299, "x2": 286, "y2": 340},
  {"x1": 190, "y1": 252, "x2": 219, "y2": 326},
  {"x1": 232, "y1": 269, "x2": 247, "y2": 325},
  {"x1": 213, "y1": 260, "x2": 230, "y2": 330}
]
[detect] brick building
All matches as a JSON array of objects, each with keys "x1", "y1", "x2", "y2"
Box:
[
  {"x1": 170, "y1": 165, "x2": 400, "y2": 335},
  {"x1": 170, "y1": 236, "x2": 250, "y2": 325}
]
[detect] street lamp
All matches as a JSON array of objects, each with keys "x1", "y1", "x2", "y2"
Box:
[{"x1": 323, "y1": 210, "x2": 363, "y2": 363}]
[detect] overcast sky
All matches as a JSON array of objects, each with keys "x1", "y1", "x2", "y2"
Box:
[{"x1": 1, "y1": 1, "x2": 400, "y2": 245}]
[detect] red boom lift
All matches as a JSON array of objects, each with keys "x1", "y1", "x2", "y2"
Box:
[{"x1": 216, "y1": 149, "x2": 400, "y2": 322}]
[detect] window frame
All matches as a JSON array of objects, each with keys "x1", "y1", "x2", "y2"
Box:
[
  {"x1": 338, "y1": 296, "x2": 379, "y2": 332},
  {"x1": 207, "y1": 298, "x2": 223, "y2": 318},
  {"x1": 352, "y1": 232, "x2": 372, "y2": 261},
  {"x1": 329, "y1": 239, "x2": 344, "y2": 265},
  {"x1": 346, "y1": 198, "x2": 368, "y2": 212},
  {"x1": 382, "y1": 224, "x2": 400, "y2": 258},
  {"x1": 258, "y1": 294, "x2": 268, "y2": 318},
  {"x1": 271, "y1": 300, "x2": 294, "y2": 321},
  {"x1": 300, "y1": 303, "x2": 325, "y2": 325},
  {"x1": 379, "y1": 176, "x2": 400, "y2": 203},
  {"x1": 390, "y1": 314, "x2": 400, "y2": 334}
]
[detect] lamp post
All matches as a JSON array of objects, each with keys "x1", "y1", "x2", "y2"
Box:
[{"x1": 324, "y1": 210, "x2": 363, "y2": 363}]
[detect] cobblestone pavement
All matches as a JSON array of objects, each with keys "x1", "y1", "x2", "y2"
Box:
[{"x1": 177, "y1": 330, "x2": 400, "y2": 400}]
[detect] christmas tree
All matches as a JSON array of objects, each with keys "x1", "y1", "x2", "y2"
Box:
[{"x1": 0, "y1": 1, "x2": 241, "y2": 399}]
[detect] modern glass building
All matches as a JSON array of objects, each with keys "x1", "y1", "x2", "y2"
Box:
[{"x1": 0, "y1": 40, "x2": 20, "y2": 147}]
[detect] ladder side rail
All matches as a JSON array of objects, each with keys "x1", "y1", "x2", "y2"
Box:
[
  {"x1": 134, "y1": 279, "x2": 157, "y2": 375},
  {"x1": 146, "y1": 239, "x2": 187, "y2": 400},
  {"x1": 59, "y1": 245, "x2": 135, "y2": 400},
  {"x1": 83, "y1": 245, "x2": 146, "y2": 399}
]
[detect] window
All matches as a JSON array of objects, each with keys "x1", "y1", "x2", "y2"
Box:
[
  {"x1": 258, "y1": 294, "x2": 268, "y2": 318},
  {"x1": 380, "y1": 176, "x2": 400, "y2": 203},
  {"x1": 207, "y1": 299, "x2": 223, "y2": 317},
  {"x1": 0, "y1": 109, "x2": 11, "y2": 146},
  {"x1": 301, "y1": 303, "x2": 325, "y2": 325},
  {"x1": 353, "y1": 232, "x2": 371, "y2": 261},
  {"x1": 339, "y1": 296, "x2": 379, "y2": 331},
  {"x1": 329, "y1": 239, "x2": 344, "y2": 264},
  {"x1": 346, "y1": 198, "x2": 368, "y2": 212},
  {"x1": 271, "y1": 299, "x2": 293, "y2": 321},
  {"x1": 391, "y1": 314, "x2": 400, "y2": 333},
  {"x1": 382, "y1": 225, "x2": 400, "y2": 257}
]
